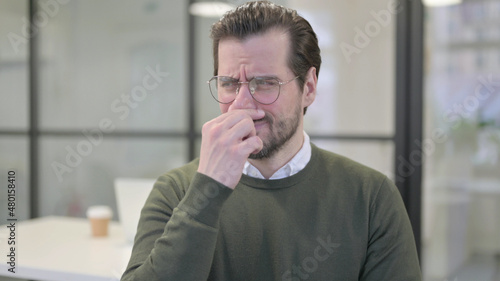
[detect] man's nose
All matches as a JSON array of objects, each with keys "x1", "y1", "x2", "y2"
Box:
[{"x1": 228, "y1": 83, "x2": 257, "y2": 111}]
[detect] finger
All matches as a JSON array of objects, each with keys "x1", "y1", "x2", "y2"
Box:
[
  {"x1": 237, "y1": 135, "x2": 263, "y2": 157},
  {"x1": 244, "y1": 109, "x2": 265, "y2": 121},
  {"x1": 215, "y1": 109, "x2": 265, "y2": 129},
  {"x1": 227, "y1": 116, "x2": 257, "y2": 141}
]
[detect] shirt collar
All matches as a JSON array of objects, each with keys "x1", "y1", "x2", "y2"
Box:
[{"x1": 243, "y1": 131, "x2": 311, "y2": 180}]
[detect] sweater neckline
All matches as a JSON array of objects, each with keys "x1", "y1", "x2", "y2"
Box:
[{"x1": 238, "y1": 143, "x2": 320, "y2": 190}]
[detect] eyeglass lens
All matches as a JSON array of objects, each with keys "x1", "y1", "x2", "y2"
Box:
[{"x1": 209, "y1": 77, "x2": 281, "y2": 105}]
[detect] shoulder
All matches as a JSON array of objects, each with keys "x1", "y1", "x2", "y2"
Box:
[
  {"x1": 157, "y1": 158, "x2": 200, "y2": 186},
  {"x1": 309, "y1": 143, "x2": 404, "y2": 220},
  {"x1": 308, "y1": 143, "x2": 399, "y2": 204},
  {"x1": 311, "y1": 143, "x2": 388, "y2": 185}
]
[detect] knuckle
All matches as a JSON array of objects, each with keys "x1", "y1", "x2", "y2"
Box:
[
  {"x1": 201, "y1": 121, "x2": 212, "y2": 134},
  {"x1": 202, "y1": 121, "x2": 222, "y2": 137},
  {"x1": 211, "y1": 123, "x2": 223, "y2": 135}
]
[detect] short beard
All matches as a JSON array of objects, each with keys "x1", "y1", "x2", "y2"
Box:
[{"x1": 249, "y1": 105, "x2": 301, "y2": 160}]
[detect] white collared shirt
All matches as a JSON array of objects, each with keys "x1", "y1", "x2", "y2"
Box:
[{"x1": 243, "y1": 131, "x2": 311, "y2": 180}]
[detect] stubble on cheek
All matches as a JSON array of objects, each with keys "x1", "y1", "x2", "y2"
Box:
[{"x1": 249, "y1": 110, "x2": 300, "y2": 160}]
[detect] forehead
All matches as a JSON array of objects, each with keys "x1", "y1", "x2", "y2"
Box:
[{"x1": 217, "y1": 29, "x2": 291, "y2": 76}]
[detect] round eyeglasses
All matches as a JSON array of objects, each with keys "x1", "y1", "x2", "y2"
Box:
[{"x1": 207, "y1": 76, "x2": 299, "y2": 105}]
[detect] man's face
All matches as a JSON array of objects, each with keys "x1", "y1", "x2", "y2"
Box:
[{"x1": 217, "y1": 28, "x2": 306, "y2": 159}]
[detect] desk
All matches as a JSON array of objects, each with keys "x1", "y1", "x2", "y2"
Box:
[{"x1": 0, "y1": 216, "x2": 132, "y2": 281}]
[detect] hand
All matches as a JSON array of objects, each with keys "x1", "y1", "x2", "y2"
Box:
[{"x1": 197, "y1": 109, "x2": 265, "y2": 189}]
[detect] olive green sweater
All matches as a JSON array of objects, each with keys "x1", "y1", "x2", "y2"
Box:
[{"x1": 122, "y1": 144, "x2": 421, "y2": 281}]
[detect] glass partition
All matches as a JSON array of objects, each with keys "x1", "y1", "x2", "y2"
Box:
[
  {"x1": 0, "y1": 0, "x2": 30, "y2": 223},
  {"x1": 39, "y1": 137, "x2": 186, "y2": 218},
  {"x1": 38, "y1": 0, "x2": 187, "y2": 131},
  {"x1": 33, "y1": 0, "x2": 189, "y2": 219},
  {"x1": 422, "y1": 1, "x2": 500, "y2": 280}
]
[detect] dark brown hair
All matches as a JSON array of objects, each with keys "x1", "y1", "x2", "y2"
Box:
[{"x1": 210, "y1": 1, "x2": 321, "y2": 113}]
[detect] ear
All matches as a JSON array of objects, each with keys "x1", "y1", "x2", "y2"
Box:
[{"x1": 301, "y1": 66, "x2": 317, "y2": 108}]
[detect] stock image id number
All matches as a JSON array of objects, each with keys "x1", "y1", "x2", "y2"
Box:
[{"x1": 7, "y1": 171, "x2": 16, "y2": 217}]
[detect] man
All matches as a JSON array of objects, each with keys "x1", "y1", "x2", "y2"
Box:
[{"x1": 121, "y1": 1, "x2": 422, "y2": 280}]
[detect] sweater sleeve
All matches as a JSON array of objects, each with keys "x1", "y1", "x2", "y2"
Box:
[
  {"x1": 360, "y1": 177, "x2": 422, "y2": 281},
  {"x1": 121, "y1": 172, "x2": 232, "y2": 281}
]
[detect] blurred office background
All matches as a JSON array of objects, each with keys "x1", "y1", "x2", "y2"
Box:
[{"x1": 0, "y1": 0, "x2": 499, "y2": 280}]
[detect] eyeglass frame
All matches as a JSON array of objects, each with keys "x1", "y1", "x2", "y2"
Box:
[{"x1": 207, "y1": 75, "x2": 300, "y2": 105}]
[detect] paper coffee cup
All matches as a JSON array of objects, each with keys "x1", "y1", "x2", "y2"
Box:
[{"x1": 86, "y1": 205, "x2": 113, "y2": 237}]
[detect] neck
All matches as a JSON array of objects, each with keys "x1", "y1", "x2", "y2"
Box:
[{"x1": 248, "y1": 130, "x2": 304, "y2": 179}]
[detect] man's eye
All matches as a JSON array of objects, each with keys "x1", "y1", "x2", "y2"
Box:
[
  {"x1": 220, "y1": 81, "x2": 237, "y2": 88},
  {"x1": 256, "y1": 79, "x2": 278, "y2": 87}
]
